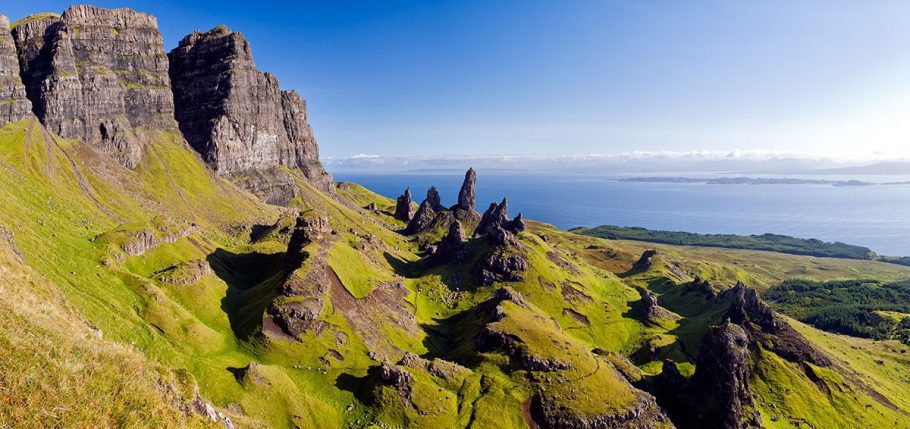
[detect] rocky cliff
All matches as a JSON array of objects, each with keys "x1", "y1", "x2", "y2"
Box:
[
  {"x1": 4, "y1": 6, "x2": 333, "y2": 200},
  {"x1": 11, "y1": 6, "x2": 176, "y2": 168},
  {"x1": 168, "y1": 25, "x2": 334, "y2": 199},
  {"x1": 0, "y1": 15, "x2": 31, "y2": 126}
]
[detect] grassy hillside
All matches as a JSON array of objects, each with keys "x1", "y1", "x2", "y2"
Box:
[{"x1": 2, "y1": 119, "x2": 910, "y2": 427}]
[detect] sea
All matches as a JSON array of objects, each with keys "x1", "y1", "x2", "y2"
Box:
[{"x1": 334, "y1": 172, "x2": 910, "y2": 257}]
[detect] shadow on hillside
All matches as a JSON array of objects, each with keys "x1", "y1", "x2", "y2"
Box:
[
  {"x1": 335, "y1": 365, "x2": 382, "y2": 403},
  {"x1": 208, "y1": 248, "x2": 287, "y2": 340},
  {"x1": 383, "y1": 252, "x2": 422, "y2": 278}
]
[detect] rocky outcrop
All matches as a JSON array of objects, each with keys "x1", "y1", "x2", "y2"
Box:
[
  {"x1": 476, "y1": 288, "x2": 673, "y2": 429},
  {"x1": 0, "y1": 15, "x2": 31, "y2": 126},
  {"x1": 689, "y1": 321, "x2": 761, "y2": 429},
  {"x1": 267, "y1": 214, "x2": 333, "y2": 339},
  {"x1": 168, "y1": 25, "x2": 333, "y2": 197},
  {"x1": 478, "y1": 247, "x2": 528, "y2": 285},
  {"x1": 475, "y1": 198, "x2": 525, "y2": 241},
  {"x1": 432, "y1": 219, "x2": 464, "y2": 258},
  {"x1": 720, "y1": 282, "x2": 831, "y2": 366},
  {"x1": 453, "y1": 168, "x2": 476, "y2": 212},
  {"x1": 405, "y1": 198, "x2": 437, "y2": 234},
  {"x1": 394, "y1": 188, "x2": 413, "y2": 222},
  {"x1": 285, "y1": 214, "x2": 331, "y2": 269},
  {"x1": 633, "y1": 249, "x2": 658, "y2": 271},
  {"x1": 683, "y1": 276, "x2": 716, "y2": 298},
  {"x1": 475, "y1": 199, "x2": 508, "y2": 236},
  {"x1": 639, "y1": 289, "x2": 678, "y2": 321},
  {"x1": 426, "y1": 186, "x2": 444, "y2": 211},
  {"x1": 11, "y1": 6, "x2": 177, "y2": 168}
]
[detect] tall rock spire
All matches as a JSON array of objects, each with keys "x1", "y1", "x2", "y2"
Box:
[
  {"x1": 395, "y1": 188, "x2": 413, "y2": 222},
  {"x1": 454, "y1": 168, "x2": 476, "y2": 212}
]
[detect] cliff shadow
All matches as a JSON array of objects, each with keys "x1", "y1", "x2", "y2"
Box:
[
  {"x1": 335, "y1": 365, "x2": 383, "y2": 404},
  {"x1": 208, "y1": 248, "x2": 287, "y2": 339}
]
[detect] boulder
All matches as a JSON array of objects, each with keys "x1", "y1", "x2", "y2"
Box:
[{"x1": 639, "y1": 288, "x2": 678, "y2": 321}]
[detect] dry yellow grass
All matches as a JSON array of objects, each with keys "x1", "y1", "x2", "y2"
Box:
[{"x1": 0, "y1": 245, "x2": 211, "y2": 428}]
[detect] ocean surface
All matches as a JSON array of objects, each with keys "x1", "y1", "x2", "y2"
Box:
[{"x1": 334, "y1": 172, "x2": 910, "y2": 256}]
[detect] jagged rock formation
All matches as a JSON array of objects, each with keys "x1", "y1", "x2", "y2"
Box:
[
  {"x1": 11, "y1": 6, "x2": 177, "y2": 168},
  {"x1": 654, "y1": 282, "x2": 829, "y2": 428},
  {"x1": 394, "y1": 188, "x2": 413, "y2": 222},
  {"x1": 478, "y1": 247, "x2": 528, "y2": 285},
  {"x1": 639, "y1": 289, "x2": 678, "y2": 321},
  {"x1": 475, "y1": 288, "x2": 674, "y2": 429},
  {"x1": 426, "y1": 186, "x2": 444, "y2": 211},
  {"x1": 720, "y1": 282, "x2": 831, "y2": 366},
  {"x1": 633, "y1": 249, "x2": 658, "y2": 271},
  {"x1": 431, "y1": 219, "x2": 464, "y2": 258},
  {"x1": 689, "y1": 321, "x2": 761, "y2": 429},
  {"x1": 0, "y1": 15, "x2": 31, "y2": 126},
  {"x1": 475, "y1": 198, "x2": 525, "y2": 244},
  {"x1": 285, "y1": 214, "x2": 331, "y2": 269},
  {"x1": 453, "y1": 168, "x2": 476, "y2": 212},
  {"x1": 267, "y1": 214, "x2": 333, "y2": 339},
  {"x1": 684, "y1": 276, "x2": 716, "y2": 298},
  {"x1": 405, "y1": 199, "x2": 437, "y2": 234},
  {"x1": 168, "y1": 25, "x2": 333, "y2": 198}
]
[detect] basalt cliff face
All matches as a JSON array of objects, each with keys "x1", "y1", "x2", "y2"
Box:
[
  {"x1": 10, "y1": 6, "x2": 176, "y2": 168},
  {"x1": 5, "y1": 6, "x2": 332, "y2": 200},
  {"x1": 0, "y1": 16, "x2": 31, "y2": 126},
  {"x1": 168, "y1": 25, "x2": 333, "y2": 201}
]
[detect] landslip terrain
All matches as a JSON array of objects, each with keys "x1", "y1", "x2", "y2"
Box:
[{"x1": 1, "y1": 6, "x2": 909, "y2": 429}]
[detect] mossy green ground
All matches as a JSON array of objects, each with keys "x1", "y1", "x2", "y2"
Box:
[{"x1": 2, "y1": 119, "x2": 910, "y2": 427}]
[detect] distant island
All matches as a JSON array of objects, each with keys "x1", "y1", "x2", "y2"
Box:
[
  {"x1": 571, "y1": 225, "x2": 910, "y2": 264},
  {"x1": 619, "y1": 177, "x2": 910, "y2": 187}
]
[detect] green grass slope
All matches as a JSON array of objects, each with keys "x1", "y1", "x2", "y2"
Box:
[{"x1": 2, "y1": 118, "x2": 910, "y2": 427}]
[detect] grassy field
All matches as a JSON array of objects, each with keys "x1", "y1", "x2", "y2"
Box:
[{"x1": 2, "y1": 118, "x2": 910, "y2": 427}]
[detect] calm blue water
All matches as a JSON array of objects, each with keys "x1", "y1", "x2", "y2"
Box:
[{"x1": 335, "y1": 173, "x2": 910, "y2": 256}]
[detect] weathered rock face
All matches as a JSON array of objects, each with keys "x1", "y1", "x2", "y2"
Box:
[
  {"x1": 426, "y1": 186, "x2": 444, "y2": 211},
  {"x1": 690, "y1": 321, "x2": 761, "y2": 429},
  {"x1": 474, "y1": 197, "x2": 525, "y2": 244},
  {"x1": 436, "y1": 219, "x2": 464, "y2": 257},
  {"x1": 168, "y1": 25, "x2": 334, "y2": 196},
  {"x1": 478, "y1": 247, "x2": 528, "y2": 285},
  {"x1": 394, "y1": 188, "x2": 413, "y2": 222},
  {"x1": 0, "y1": 15, "x2": 31, "y2": 126},
  {"x1": 633, "y1": 249, "x2": 658, "y2": 271},
  {"x1": 11, "y1": 6, "x2": 177, "y2": 168},
  {"x1": 405, "y1": 198, "x2": 437, "y2": 234},
  {"x1": 684, "y1": 276, "x2": 716, "y2": 298},
  {"x1": 721, "y1": 283, "x2": 831, "y2": 366},
  {"x1": 639, "y1": 289, "x2": 678, "y2": 321},
  {"x1": 285, "y1": 214, "x2": 331, "y2": 269},
  {"x1": 453, "y1": 168, "x2": 476, "y2": 212}
]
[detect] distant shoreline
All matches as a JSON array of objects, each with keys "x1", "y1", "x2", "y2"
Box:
[
  {"x1": 618, "y1": 176, "x2": 910, "y2": 187},
  {"x1": 572, "y1": 225, "x2": 910, "y2": 266}
]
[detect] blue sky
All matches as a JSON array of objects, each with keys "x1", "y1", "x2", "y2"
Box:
[{"x1": 7, "y1": 1, "x2": 910, "y2": 160}]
